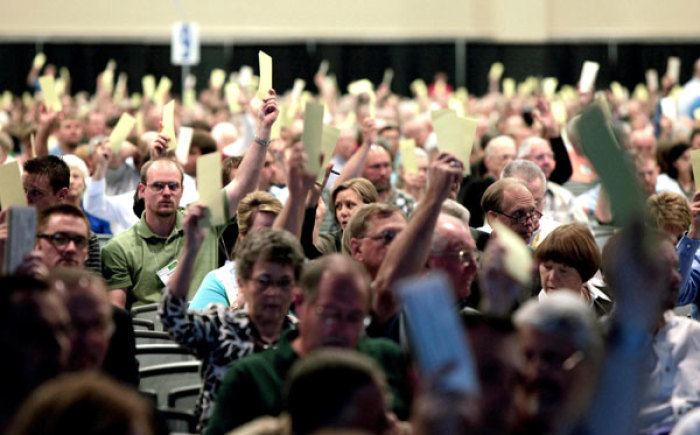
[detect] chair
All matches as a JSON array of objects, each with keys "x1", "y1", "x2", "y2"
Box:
[
  {"x1": 134, "y1": 330, "x2": 175, "y2": 345},
  {"x1": 131, "y1": 303, "x2": 163, "y2": 331},
  {"x1": 132, "y1": 318, "x2": 155, "y2": 331},
  {"x1": 139, "y1": 361, "x2": 202, "y2": 410},
  {"x1": 159, "y1": 408, "x2": 198, "y2": 434},
  {"x1": 136, "y1": 343, "x2": 196, "y2": 368},
  {"x1": 168, "y1": 384, "x2": 201, "y2": 412}
]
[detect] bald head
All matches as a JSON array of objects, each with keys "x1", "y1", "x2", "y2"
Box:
[
  {"x1": 630, "y1": 131, "x2": 657, "y2": 160},
  {"x1": 484, "y1": 136, "x2": 517, "y2": 180}
]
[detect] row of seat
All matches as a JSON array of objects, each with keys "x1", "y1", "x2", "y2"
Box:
[{"x1": 132, "y1": 304, "x2": 202, "y2": 433}]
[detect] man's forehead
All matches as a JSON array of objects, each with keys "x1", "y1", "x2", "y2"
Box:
[
  {"x1": 316, "y1": 272, "x2": 368, "y2": 306},
  {"x1": 45, "y1": 213, "x2": 89, "y2": 233},
  {"x1": 23, "y1": 172, "x2": 51, "y2": 187},
  {"x1": 146, "y1": 161, "x2": 181, "y2": 180},
  {"x1": 503, "y1": 185, "x2": 533, "y2": 207},
  {"x1": 367, "y1": 211, "x2": 405, "y2": 229}
]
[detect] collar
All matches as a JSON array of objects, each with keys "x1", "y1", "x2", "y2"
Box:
[{"x1": 134, "y1": 210, "x2": 184, "y2": 241}]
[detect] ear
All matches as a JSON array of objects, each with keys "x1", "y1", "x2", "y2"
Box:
[
  {"x1": 56, "y1": 187, "x2": 69, "y2": 201},
  {"x1": 349, "y1": 237, "x2": 363, "y2": 261},
  {"x1": 485, "y1": 210, "x2": 496, "y2": 226},
  {"x1": 137, "y1": 183, "x2": 146, "y2": 198}
]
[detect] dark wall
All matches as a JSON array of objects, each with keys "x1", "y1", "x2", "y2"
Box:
[{"x1": 1, "y1": 41, "x2": 698, "y2": 98}]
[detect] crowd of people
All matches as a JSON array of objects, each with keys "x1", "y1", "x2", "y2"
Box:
[{"x1": 1, "y1": 54, "x2": 700, "y2": 435}]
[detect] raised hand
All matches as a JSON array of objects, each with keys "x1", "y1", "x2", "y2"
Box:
[
  {"x1": 426, "y1": 152, "x2": 464, "y2": 204},
  {"x1": 258, "y1": 89, "x2": 279, "y2": 130}
]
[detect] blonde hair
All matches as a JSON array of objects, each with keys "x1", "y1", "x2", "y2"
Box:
[
  {"x1": 331, "y1": 178, "x2": 378, "y2": 224},
  {"x1": 647, "y1": 192, "x2": 691, "y2": 235}
]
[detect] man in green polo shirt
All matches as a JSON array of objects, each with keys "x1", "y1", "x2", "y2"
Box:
[
  {"x1": 101, "y1": 90, "x2": 280, "y2": 309},
  {"x1": 206, "y1": 254, "x2": 412, "y2": 434}
]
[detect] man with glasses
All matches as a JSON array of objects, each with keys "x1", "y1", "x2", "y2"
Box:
[
  {"x1": 102, "y1": 90, "x2": 280, "y2": 309},
  {"x1": 481, "y1": 178, "x2": 540, "y2": 244},
  {"x1": 207, "y1": 254, "x2": 411, "y2": 434},
  {"x1": 36, "y1": 204, "x2": 91, "y2": 268}
]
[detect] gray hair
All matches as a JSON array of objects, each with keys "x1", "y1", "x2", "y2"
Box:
[
  {"x1": 501, "y1": 159, "x2": 547, "y2": 188},
  {"x1": 440, "y1": 199, "x2": 471, "y2": 226},
  {"x1": 517, "y1": 136, "x2": 550, "y2": 159},
  {"x1": 484, "y1": 135, "x2": 516, "y2": 160},
  {"x1": 513, "y1": 292, "x2": 603, "y2": 356}
]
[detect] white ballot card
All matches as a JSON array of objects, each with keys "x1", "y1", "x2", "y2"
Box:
[
  {"x1": 399, "y1": 273, "x2": 480, "y2": 395},
  {"x1": 4, "y1": 207, "x2": 37, "y2": 274}
]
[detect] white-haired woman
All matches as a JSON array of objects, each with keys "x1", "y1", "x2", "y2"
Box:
[{"x1": 61, "y1": 154, "x2": 112, "y2": 235}]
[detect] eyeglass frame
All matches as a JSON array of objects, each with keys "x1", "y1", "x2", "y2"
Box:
[
  {"x1": 37, "y1": 232, "x2": 89, "y2": 249},
  {"x1": 145, "y1": 181, "x2": 182, "y2": 193},
  {"x1": 492, "y1": 208, "x2": 542, "y2": 224}
]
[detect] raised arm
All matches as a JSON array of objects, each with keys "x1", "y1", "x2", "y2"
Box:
[
  {"x1": 332, "y1": 117, "x2": 376, "y2": 189},
  {"x1": 167, "y1": 204, "x2": 207, "y2": 300},
  {"x1": 224, "y1": 89, "x2": 279, "y2": 218},
  {"x1": 273, "y1": 143, "x2": 317, "y2": 238},
  {"x1": 372, "y1": 152, "x2": 463, "y2": 324},
  {"x1": 34, "y1": 105, "x2": 59, "y2": 157}
]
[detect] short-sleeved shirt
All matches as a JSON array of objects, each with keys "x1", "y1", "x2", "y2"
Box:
[{"x1": 101, "y1": 191, "x2": 229, "y2": 307}]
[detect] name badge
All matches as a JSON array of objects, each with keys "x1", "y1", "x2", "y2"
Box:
[{"x1": 156, "y1": 259, "x2": 179, "y2": 287}]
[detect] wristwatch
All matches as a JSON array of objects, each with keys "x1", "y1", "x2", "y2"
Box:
[{"x1": 254, "y1": 135, "x2": 271, "y2": 146}]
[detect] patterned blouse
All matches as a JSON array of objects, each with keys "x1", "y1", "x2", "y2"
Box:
[{"x1": 159, "y1": 292, "x2": 296, "y2": 429}]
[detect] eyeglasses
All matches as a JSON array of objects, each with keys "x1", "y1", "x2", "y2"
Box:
[
  {"x1": 364, "y1": 230, "x2": 399, "y2": 245},
  {"x1": 431, "y1": 248, "x2": 477, "y2": 264},
  {"x1": 315, "y1": 306, "x2": 365, "y2": 326},
  {"x1": 252, "y1": 275, "x2": 294, "y2": 292},
  {"x1": 147, "y1": 182, "x2": 182, "y2": 193},
  {"x1": 493, "y1": 208, "x2": 542, "y2": 224},
  {"x1": 37, "y1": 233, "x2": 89, "y2": 249}
]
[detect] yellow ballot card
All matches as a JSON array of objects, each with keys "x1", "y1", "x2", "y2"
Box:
[
  {"x1": 101, "y1": 69, "x2": 114, "y2": 94},
  {"x1": 646, "y1": 69, "x2": 659, "y2": 92},
  {"x1": 318, "y1": 124, "x2": 340, "y2": 183},
  {"x1": 109, "y1": 113, "x2": 136, "y2": 153},
  {"x1": 196, "y1": 152, "x2": 225, "y2": 227},
  {"x1": 667, "y1": 57, "x2": 681, "y2": 83},
  {"x1": 0, "y1": 161, "x2": 27, "y2": 209},
  {"x1": 610, "y1": 82, "x2": 625, "y2": 100},
  {"x1": 183, "y1": 89, "x2": 196, "y2": 109},
  {"x1": 578, "y1": 103, "x2": 644, "y2": 224},
  {"x1": 579, "y1": 61, "x2": 600, "y2": 93},
  {"x1": 348, "y1": 79, "x2": 374, "y2": 96},
  {"x1": 492, "y1": 221, "x2": 533, "y2": 287},
  {"x1": 2, "y1": 91, "x2": 13, "y2": 108},
  {"x1": 542, "y1": 77, "x2": 558, "y2": 99},
  {"x1": 633, "y1": 84, "x2": 649, "y2": 102},
  {"x1": 210, "y1": 69, "x2": 226, "y2": 90},
  {"x1": 176, "y1": 127, "x2": 194, "y2": 165},
  {"x1": 691, "y1": 150, "x2": 700, "y2": 192},
  {"x1": 22, "y1": 92, "x2": 32, "y2": 108},
  {"x1": 302, "y1": 102, "x2": 324, "y2": 176},
  {"x1": 503, "y1": 78, "x2": 516, "y2": 98},
  {"x1": 489, "y1": 62, "x2": 505, "y2": 81},
  {"x1": 382, "y1": 68, "x2": 394, "y2": 86},
  {"x1": 694, "y1": 107, "x2": 700, "y2": 120},
  {"x1": 142, "y1": 75, "x2": 156, "y2": 100},
  {"x1": 410, "y1": 79, "x2": 428, "y2": 98},
  {"x1": 33, "y1": 53, "x2": 46, "y2": 69},
  {"x1": 225, "y1": 83, "x2": 241, "y2": 113},
  {"x1": 258, "y1": 51, "x2": 273, "y2": 100},
  {"x1": 154, "y1": 76, "x2": 172, "y2": 105},
  {"x1": 399, "y1": 139, "x2": 418, "y2": 175},
  {"x1": 39, "y1": 75, "x2": 62, "y2": 112},
  {"x1": 162, "y1": 101, "x2": 178, "y2": 151},
  {"x1": 291, "y1": 79, "x2": 306, "y2": 101},
  {"x1": 431, "y1": 110, "x2": 477, "y2": 175}
]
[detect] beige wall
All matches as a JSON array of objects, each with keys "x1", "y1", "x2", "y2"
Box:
[{"x1": 1, "y1": 0, "x2": 698, "y2": 42}]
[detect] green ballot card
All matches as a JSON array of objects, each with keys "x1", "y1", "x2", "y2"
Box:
[
  {"x1": 577, "y1": 103, "x2": 645, "y2": 224},
  {"x1": 196, "y1": 152, "x2": 225, "y2": 227},
  {"x1": 302, "y1": 102, "x2": 324, "y2": 176}
]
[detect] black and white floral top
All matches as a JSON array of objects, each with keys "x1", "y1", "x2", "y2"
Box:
[{"x1": 159, "y1": 291, "x2": 296, "y2": 429}]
